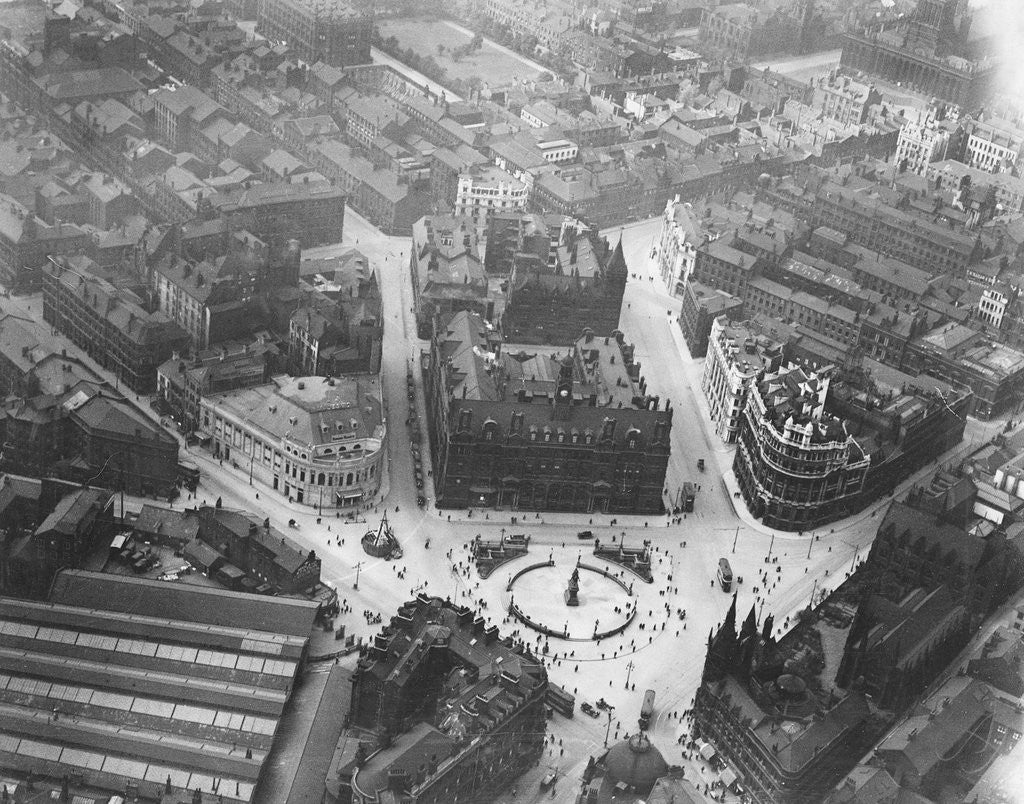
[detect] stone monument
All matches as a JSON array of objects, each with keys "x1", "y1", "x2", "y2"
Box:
[{"x1": 564, "y1": 566, "x2": 580, "y2": 606}]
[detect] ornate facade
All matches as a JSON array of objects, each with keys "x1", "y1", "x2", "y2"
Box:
[
  {"x1": 200, "y1": 375, "x2": 386, "y2": 509},
  {"x1": 427, "y1": 311, "x2": 671, "y2": 514}
]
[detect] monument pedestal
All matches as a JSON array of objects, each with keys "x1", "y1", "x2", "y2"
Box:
[{"x1": 564, "y1": 566, "x2": 580, "y2": 606}]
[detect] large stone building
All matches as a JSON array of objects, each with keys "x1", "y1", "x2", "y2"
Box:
[
  {"x1": 734, "y1": 363, "x2": 971, "y2": 531},
  {"x1": 893, "y1": 114, "x2": 962, "y2": 176},
  {"x1": 289, "y1": 299, "x2": 383, "y2": 377},
  {"x1": 410, "y1": 214, "x2": 500, "y2": 339},
  {"x1": 328, "y1": 594, "x2": 547, "y2": 804},
  {"x1": 0, "y1": 193, "x2": 88, "y2": 293},
  {"x1": 157, "y1": 338, "x2": 278, "y2": 435},
  {"x1": 502, "y1": 230, "x2": 627, "y2": 346},
  {"x1": 256, "y1": 0, "x2": 372, "y2": 67},
  {"x1": 702, "y1": 316, "x2": 783, "y2": 443},
  {"x1": 835, "y1": 585, "x2": 970, "y2": 711},
  {"x1": 694, "y1": 593, "x2": 881, "y2": 804},
  {"x1": 839, "y1": 0, "x2": 997, "y2": 108},
  {"x1": 209, "y1": 181, "x2": 346, "y2": 258},
  {"x1": 151, "y1": 250, "x2": 265, "y2": 352},
  {"x1": 426, "y1": 311, "x2": 672, "y2": 513},
  {"x1": 903, "y1": 322, "x2": 1024, "y2": 419},
  {"x1": 963, "y1": 116, "x2": 1024, "y2": 174},
  {"x1": 734, "y1": 365, "x2": 870, "y2": 531},
  {"x1": 679, "y1": 280, "x2": 744, "y2": 358},
  {"x1": 200, "y1": 374, "x2": 386, "y2": 509},
  {"x1": 42, "y1": 259, "x2": 191, "y2": 393},
  {"x1": 454, "y1": 165, "x2": 528, "y2": 225},
  {"x1": 655, "y1": 195, "x2": 699, "y2": 296},
  {"x1": 861, "y1": 497, "x2": 1019, "y2": 626}
]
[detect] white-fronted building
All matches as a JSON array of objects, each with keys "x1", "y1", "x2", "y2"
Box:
[
  {"x1": 654, "y1": 195, "x2": 699, "y2": 296},
  {"x1": 200, "y1": 374, "x2": 386, "y2": 508}
]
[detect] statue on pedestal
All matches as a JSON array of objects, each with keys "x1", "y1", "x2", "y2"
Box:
[{"x1": 564, "y1": 566, "x2": 580, "y2": 606}]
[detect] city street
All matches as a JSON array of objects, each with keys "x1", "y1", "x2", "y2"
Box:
[{"x1": 3, "y1": 206, "x2": 1011, "y2": 802}]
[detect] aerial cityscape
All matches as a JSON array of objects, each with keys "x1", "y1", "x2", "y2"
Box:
[{"x1": 0, "y1": 0, "x2": 1022, "y2": 802}]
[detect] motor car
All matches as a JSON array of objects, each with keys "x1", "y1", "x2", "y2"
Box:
[
  {"x1": 576, "y1": 530, "x2": 594, "y2": 539},
  {"x1": 416, "y1": 495, "x2": 426, "y2": 507},
  {"x1": 580, "y1": 702, "x2": 599, "y2": 718}
]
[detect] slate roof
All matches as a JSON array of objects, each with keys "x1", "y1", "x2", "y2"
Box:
[{"x1": 50, "y1": 568, "x2": 318, "y2": 637}]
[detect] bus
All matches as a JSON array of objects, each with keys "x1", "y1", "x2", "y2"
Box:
[
  {"x1": 547, "y1": 683, "x2": 575, "y2": 718},
  {"x1": 681, "y1": 482, "x2": 696, "y2": 512},
  {"x1": 718, "y1": 558, "x2": 733, "y2": 592},
  {"x1": 639, "y1": 689, "x2": 656, "y2": 729}
]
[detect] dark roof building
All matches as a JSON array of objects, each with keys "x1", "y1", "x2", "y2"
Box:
[
  {"x1": 694, "y1": 592, "x2": 882, "y2": 804},
  {"x1": 42, "y1": 257, "x2": 191, "y2": 393},
  {"x1": 0, "y1": 569, "x2": 318, "y2": 803},
  {"x1": 427, "y1": 311, "x2": 672, "y2": 514},
  {"x1": 327, "y1": 594, "x2": 547, "y2": 804},
  {"x1": 734, "y1": 362, "x2": 971, "y2": 532},
  {"x1": 256, "y1": 0, "x2": 372, "y2": 67},
  {"x1": 1, "y1": 484, "x2": 113, "y2": 598}
]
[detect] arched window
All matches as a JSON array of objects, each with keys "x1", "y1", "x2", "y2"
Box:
[
  {"x1": 318, "y1": 472, "x2": 325, "y2": 485},
  {"x1": 346, "y1": 472, "x2": 354, "y2": 485}
]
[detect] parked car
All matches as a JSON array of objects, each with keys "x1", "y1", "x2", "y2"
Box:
[{"x1": 576, "y1": 530, "x2": 594, "y2": 540}]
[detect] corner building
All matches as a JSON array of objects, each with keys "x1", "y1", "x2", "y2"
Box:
[
  {"x1": 734, "y1": 366, "x2": 869, "y2": 531},
  {"x1": 426, "y1": 311, "x2": 672, "y2": 513},
  {"x1": 199, "y1": 374, "x2": 385, "y2": 509},
  {"x1": 334, "y1": 595, "x2": 547, "y2": 804}
]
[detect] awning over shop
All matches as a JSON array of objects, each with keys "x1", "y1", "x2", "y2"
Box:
[
  {"x1": 469, "y1": 485, "x2": 496, "y2": 494},
  {"x1": 699, "y1": 741, "x2": 717, "y2": 761}
]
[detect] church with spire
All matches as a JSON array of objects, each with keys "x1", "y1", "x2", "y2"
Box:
[
  {"x1": 693, "y1": 592, "x2": 882, "y2": 804},
  {"x1": 501, "y1": 226, "x2": 628, "y2": 346}
]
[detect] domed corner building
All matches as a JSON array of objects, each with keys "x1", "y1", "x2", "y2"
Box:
[{"x1": 600, "y1": 732, "x2": 670, "y2": 796}]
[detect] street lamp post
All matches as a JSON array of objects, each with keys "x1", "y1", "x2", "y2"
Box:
[
  {"x1": 604, "y1": 708, "x2": 615, "y2": 747},
  {"x1": 767, "y1": 532, "x2": 775, "y2": 561},
  {"x1": 353, "y1": 561, "x2": 364, "y2": 590},
  {"x1": 806, "y1": 532, "x2": 814, "y2": 560},
  {"x1": 624, "y1": 660, "x2": 635, "y2": 690},
  {"x1": 732, "y1": 526, "x2": 739, "y2": 554}
]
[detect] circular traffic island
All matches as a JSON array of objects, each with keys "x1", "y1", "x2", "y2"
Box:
[{"x1": 507, "y1": 561, "x2": 634, "y2": 641}]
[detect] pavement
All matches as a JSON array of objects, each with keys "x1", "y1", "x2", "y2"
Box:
[{"x1": 7, "y1": 203, "x2": 1012, "y2": 803}]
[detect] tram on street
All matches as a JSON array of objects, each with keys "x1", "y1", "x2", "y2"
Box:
[
  {"x1": 717, "y1": 558, "x2": 733, "y2": 592},
  {"x1": 546, "y1": 683, "x2": 575, "y2": 718},
  {"x1": 639, "y1": 689, "x2": 656, "y2": 729}
]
